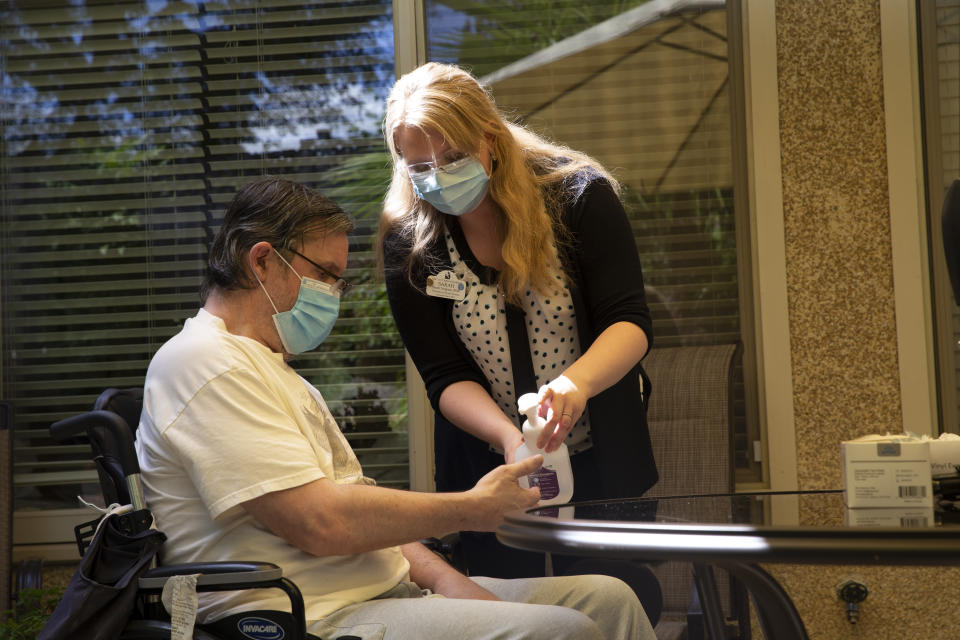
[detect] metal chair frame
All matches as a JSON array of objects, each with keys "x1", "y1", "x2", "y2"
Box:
[{"x1": 49, "y1": 388, "x2": 309, "y2": 640}]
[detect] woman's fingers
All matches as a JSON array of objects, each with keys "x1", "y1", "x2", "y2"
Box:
[{"x1": 535, "y1": 377, "x2": 585, "y2": 451}]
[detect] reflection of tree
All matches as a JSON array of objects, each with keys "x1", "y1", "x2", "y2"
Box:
[
  {"x1": 1, "y1": 0, "x2": 407, "y2": 505},
  {"x1": 427, "y1": 0, "x2": 648, "y2": 77},
  {"x1": 245, "y1": 73, "x2": 390, "y2": 154},
  {"x1": 321, "y1": 147, "x2": 393, "y2": 222},
  {"x1": 624, "y1": 187, "x2": 738, "y2": 346},
  {"x1": 293, "y1": 148, "x2": 406, "y2": 485},
  {"x1": 426, "y1": 0, "x2": 738, "y2": 348}
]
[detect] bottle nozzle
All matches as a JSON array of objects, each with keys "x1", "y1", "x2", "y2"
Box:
[
  {"x1": 517, "y1": 393, "x2": 540, "y2": 425},
  {"x1": 517, "y1": 393, "x2": 545, "y2": 446}
]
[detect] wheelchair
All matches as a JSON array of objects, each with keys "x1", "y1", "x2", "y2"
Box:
[{"x1": 50, "y1": 387, "x2": 313, "y2": 640}]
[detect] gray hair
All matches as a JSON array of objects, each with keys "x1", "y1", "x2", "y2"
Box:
[{"x1": 201, "y1": 176, "x2": 354, "y2": 302}]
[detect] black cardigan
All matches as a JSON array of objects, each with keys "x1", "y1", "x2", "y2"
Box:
[{"x1": 383, "y1": 177, "x2": 658, "y2": 499}]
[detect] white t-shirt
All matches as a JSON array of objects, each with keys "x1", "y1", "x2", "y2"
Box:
[{"x1": 135, "y1": 308, "x2": 409, "y2": 623}]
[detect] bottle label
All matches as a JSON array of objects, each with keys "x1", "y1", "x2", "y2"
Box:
[{"x1": 527, "y1": 466, "x2": 560, "y2": 500}]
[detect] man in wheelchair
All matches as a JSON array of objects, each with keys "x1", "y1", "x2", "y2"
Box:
[{"x1": 134, "y1": 176, "x2": 655, "y2": 640}]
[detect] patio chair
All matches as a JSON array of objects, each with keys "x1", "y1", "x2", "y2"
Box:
[{"x1": 642, "y1": 343, "x2": 746, "y2": 640}]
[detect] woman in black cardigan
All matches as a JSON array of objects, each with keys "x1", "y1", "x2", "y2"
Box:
[{"x1": 377, "y1": 62, "x2": 659, "y2": 583}]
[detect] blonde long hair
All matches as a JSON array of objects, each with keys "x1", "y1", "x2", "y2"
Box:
[{"x1": 378, "y1": 62, "x2": 618, "y2": 305}]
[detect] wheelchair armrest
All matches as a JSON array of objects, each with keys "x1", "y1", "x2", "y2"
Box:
[
  {"x1": 138, "y1": 561, "x2": 307, "y2": 640},
  {"x1": 139, "y1": 561, "x2": 282, "y2": 589}
]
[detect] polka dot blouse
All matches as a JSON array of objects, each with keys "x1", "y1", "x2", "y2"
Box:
[{"x1": 443, "y1": 231, "x2": 593, "y2": 455}]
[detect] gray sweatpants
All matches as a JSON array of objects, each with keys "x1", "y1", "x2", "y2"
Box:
[{"x1": 308, "y1": 574, "x2": 656, "y2": 640}]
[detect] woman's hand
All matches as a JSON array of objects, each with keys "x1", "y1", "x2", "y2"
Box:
[
  {"x1": 532, "y1": 322, "x2": 649, "y2": 453},
  {"x1": 535, "y1": 375, "x2": 587, "y2": 452},
  {"x1": 502, "y1": 429, "x2": 524, "y2": 464}
]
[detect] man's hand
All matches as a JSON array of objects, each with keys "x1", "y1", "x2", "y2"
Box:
[
  {"x1": 469, "y1": 455, "x2": 542, "y2": 529},
  {"x1": 402, "y1": 542, "x2": 499, "y2": 601},
  {"x1": 241, "y1": 455, "x2": 541, "y2": 556},
  {"x1": 431, "y1": 571, "x2": 500, "y2": 601}
]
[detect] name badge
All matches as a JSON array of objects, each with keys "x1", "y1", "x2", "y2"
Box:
[{"x1": 425, "y1": 269, "x2": 466, "y2": 301}]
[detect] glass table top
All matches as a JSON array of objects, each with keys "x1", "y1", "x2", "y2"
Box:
[
  {"x1": 523, "y1": 490, "x2": 960, "y2": 531},
  {"x1": 499, "y1": 491, "x2": 960, "y2": 565}
]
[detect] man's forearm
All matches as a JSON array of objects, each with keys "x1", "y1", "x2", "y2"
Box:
[
  {"x1": 241, "y1": 456, "x2": 541, "y2": 557},
  {"x1": 317, "y1": 483, "x2": 487, "y2": 554}
]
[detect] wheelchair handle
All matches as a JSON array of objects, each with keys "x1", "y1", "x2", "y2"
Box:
[{"x1": 50, "y1": 409, "x2": 141, "y2": 478}]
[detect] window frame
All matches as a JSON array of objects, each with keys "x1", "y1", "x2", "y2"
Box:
[
  {"x1": 740, "y1": 0, "x2": 794, "y2": 492},
  {"x1": 393, "y1": 0, "x2": 434, "y2": 493},
  {"x1": 5, "y1": 0, "x2": 412, "y2": 561},
  {"x1": 7, "y1": 0, "x2": 783, "y2": 561},
  {"x1": 881, "y1": 0, "x2": 937, "y2": 439},
  {"x1": 415, "y1": 0, "x2": 762, "y2": 484}
]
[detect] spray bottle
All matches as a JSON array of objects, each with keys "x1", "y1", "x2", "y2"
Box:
[{"x1": 514, "y1": 392, "x2": 574, "y2": 506}]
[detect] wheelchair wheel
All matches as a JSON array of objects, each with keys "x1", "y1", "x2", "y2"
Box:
[{"x1": 121, "y1": 619, "x2": 221, "y2": 639}]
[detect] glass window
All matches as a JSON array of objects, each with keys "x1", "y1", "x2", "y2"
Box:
[
  {"x1": 1, "y1": 1, "x2": 404, "y2": 544},
  {"x1": 921, "y1": 1, "x2": 960, "y2": 432},
  {"x1": 423, "y1": 0, "x2": 759, "y2": 481}
]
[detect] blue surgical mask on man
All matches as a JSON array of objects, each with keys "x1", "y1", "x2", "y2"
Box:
[
  {"x1": 257, "y1": 249, "x2": 340, "y2": 354},
  {"x1": 409, "y1": 156, "x2": 490, "y2": 216}
]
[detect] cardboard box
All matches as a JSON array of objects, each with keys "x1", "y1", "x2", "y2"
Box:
[
  {"x1": 842, "y1": 436, "x2": 932, "y2": 508},
  {"x1": 928, "y1": 435, "x2": 960, "y2": 478}
]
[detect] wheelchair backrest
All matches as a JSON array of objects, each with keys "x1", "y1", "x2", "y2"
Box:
[
  {"x1": 50, "y1": 387, "x2": 145, "y2": 509},
  {"x1": 90, "y1": 387, "x2": 144, "y2": 506}
]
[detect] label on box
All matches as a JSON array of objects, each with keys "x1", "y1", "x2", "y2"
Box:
[
  {"x1": 929, "y1": 437, "x2": 960, "y2": 478},
  {"x1": 844, "y1": 506, "x2": 934, "y2": 528},
  {"x1": 842, "y1": 438, "x2": 932, "y2": 508}
]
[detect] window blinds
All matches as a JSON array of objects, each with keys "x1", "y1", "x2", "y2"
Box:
[
  {"x1": 930, "y1": 2, "x2": 960, "y2": 432},
  {"x1": 424, "y1": 0, "x2": 754, "y2": 474},
  {"x1": 1, "y1": 0, "x2": 407, "y2": 516}
]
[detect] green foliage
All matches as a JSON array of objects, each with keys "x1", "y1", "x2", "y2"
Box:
[
  {"x1": 0, "y1": 587, "x2": 65, "y2": 640},
  {"x1": 431, "y1": 0, "x2": 651, "y2": 77},
  {"x1": 300, "y1": 149, "x2": 410, "y2": 445},
  {"x1": 625, "y1": 186, "x2": 737, "y2": 273},
  {"x1": 322, "y1": 149, "x2": 394, "y2": 227}
]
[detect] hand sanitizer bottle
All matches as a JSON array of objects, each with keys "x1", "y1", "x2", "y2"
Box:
[{"x1": 514, "y1": 393, "x2": 574, "y2": 506}]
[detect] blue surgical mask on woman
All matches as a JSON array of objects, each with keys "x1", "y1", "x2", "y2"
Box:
[
  {"x1": 257, "y1": 249, "x2": 340, "y2": 354},
  {"x1": 408, "y1": 156, "x2": 490, "y2": 216}
]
